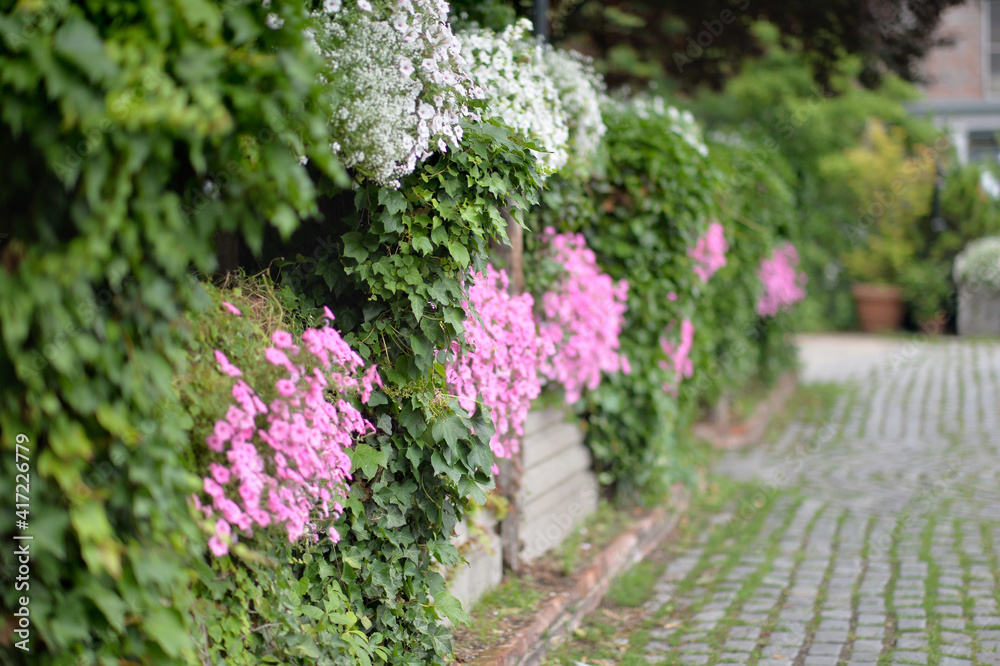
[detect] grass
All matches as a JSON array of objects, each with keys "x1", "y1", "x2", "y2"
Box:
[
  {"x1": 608, "y1": 559, "x2": 668, "y2": 608},
  {"x1": 468, "y1": 574, "x2": 544, "y2": 644},
  {"x1": 554, "y1": 501, "x2": 632, "y2": 576}
]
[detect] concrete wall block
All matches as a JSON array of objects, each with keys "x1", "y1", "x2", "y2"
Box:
[{"x1": 958, "y1": 287, "x2": 1000, "y2": 335}]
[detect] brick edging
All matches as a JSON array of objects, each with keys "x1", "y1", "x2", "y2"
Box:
[{"x1": 466, "y1": 487, "x2": 690, "y2": 666}]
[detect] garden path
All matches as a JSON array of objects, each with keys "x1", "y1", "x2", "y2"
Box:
[{"x1": 631, "y1": 335, "x2": 1000, "y2": 665}]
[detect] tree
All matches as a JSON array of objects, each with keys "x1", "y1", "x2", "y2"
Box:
[{"x1": 546, "y1": 0, "x2": 963, "y2": 91}]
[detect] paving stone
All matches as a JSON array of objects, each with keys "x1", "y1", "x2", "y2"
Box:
[
  {"x1": 624, "y1": 340, "x2": 1000, "y2": 665},
  {"x1": 807, "y1": 642, "x2": 843, "y2": 656}
]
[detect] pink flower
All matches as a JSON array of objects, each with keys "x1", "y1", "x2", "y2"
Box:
[
  {"x1": 272, "y1": 330, "x2": 294, "y2": 348},
  {"x1": 210, "y1": 463, "x2": 231, "y2": 485},
  {"x1": 667, "y1": 291, "x2": 678, "y2": 302},
  {"x1": 756, "y1": 243, "x2": 807, "y2": 317},
  {"x1": 208, "y1": 536, "x2": 228, "y2": 556},
  {"x1": 660, "y1": 318, "x2": 696, "y2": 395},
  {"x1": 214, "y1": 350, "x2": 242, "y2": 378},
  {"x1": 213, "y1": 419, "x2": 234, "y2": 443},
  {"x1": 198, "y1": 316, "x2": 378, "y2": 557},
  {"x1": 446, "y1": 265, "x2": 551, "y2": 462},
  {"x1": 689, "y1": 222, "x2": 728, "y2": 283},
  {"x1": 533, "y1": 230, "x2": 630, "y2": 403},
  {"x1": 222, "y1": 301, "x2": 242, "y2": 316}
]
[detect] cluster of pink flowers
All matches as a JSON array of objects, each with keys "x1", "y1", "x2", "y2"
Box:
[
  {"x1": 659, "y1": 319, "x2": 695, "y2": 396},
  {"x1": 756, "y1": 243, "x2": 807, "y2": 317},
  {"x1": 689, "y1": 221, "x2": 728, "y2": 283},
  {"x1": 536, "y1": 228, "x2": 630, "y2": 402},
  {"x1": 447, "y1": 266, "x2": 553, "y2": 470},
  {"x1": 195, "y1": 304, "x2": 382, "y2": 557}
]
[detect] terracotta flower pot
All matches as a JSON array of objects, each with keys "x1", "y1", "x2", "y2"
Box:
[{"x1": 851, "y1": 283, "x2": 904, "y2": 333}]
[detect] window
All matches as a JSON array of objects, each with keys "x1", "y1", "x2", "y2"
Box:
[{"x1": 968, "y1": 129, "x2": 1000, "y2": 162}]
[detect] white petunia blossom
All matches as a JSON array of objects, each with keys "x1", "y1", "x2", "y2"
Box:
[
  {"x1": 313, "y1": 0, "x2": 481, "y2": 186},
  {"x1": 457, "y1": 18, "x2": 570, "y2": 177},
  {"x1": 323, "y1": 0, "x2": 342, "y2": 13}
]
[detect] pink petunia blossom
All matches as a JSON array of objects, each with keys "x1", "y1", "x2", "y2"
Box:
[
  {"x1": 222, "y1": 301, "x2": 242, "y2": 316},
  {"x1": 756, "y1": 243, "x2": 807, "y2": 317},
  {"x1": 534, "y1": 229, "x2": 630, "y2": 403},
  {"x1": 272, "y1": 330, "x2": 294, "y2": 348},
  {"x1": 214, "y1": 350, "x2": 242, "y2": 378},
  {"x1": 197, "y1": 315, "x2": 381, "y2": 558}
]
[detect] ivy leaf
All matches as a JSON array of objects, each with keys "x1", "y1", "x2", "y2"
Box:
[
  {"x1": 53, "y1": 17, "x2": 118, "y2": 83},
  {"x1": 446, "y1": 241, "x2": 470, "y2": 265},
  {"x1": 466, "y1": 440, "x2": 493, "y2": 473},
  {"x1": 342, "y1": 232, "x2": 368, "y2": 263},
  {"x1": 431, "y1": 415, "x2": 467, "y2": 450},
  {"x1": 376, "y1": 413, "x2": 392, "y2": 435},
  {"x1": 351, "y1": 442, "x2": 387, "y2": 478},
  {"x1": 412, "y1": 235, "x2": 433, "y2": 255},
  {"x1": 146, "y1": 607, "x2": 192, "y2": 658},
  {"x1": 432, "y1": 592, "x2": 470, "y2": 626}
]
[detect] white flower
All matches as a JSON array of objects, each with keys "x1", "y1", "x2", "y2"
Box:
[
  {"x1": 265, "y1": 12, "x2": 284, "y2": 29},
  {"x1": 539, "y1": 45, "x2": 607, "y2": 176},
  {"x1": 261, "y1": 0, "x2": 271, "y2": 7},
  {"x1": 323, "y1": 0, "x2": 342, "y2": 13},
  {"x1": 457, "y1": 19, "x2": 571, "y2": 176},
  {"x1": 299, "y1": 154, "x2": 309, "y2": 166},
  {"x1": 312, "y1": 0, "x2": 480, "y2": 186}
]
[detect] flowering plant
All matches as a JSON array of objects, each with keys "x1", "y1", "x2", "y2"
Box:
[
  {"x1": 194, "y1": 304, "x2": 382, "y2": 557},
  {"x1": 607, "y1": 95, "x2": 709, "y2": 158},
  {"x1": 535, "y1": 228, "x2": 630, "y2": 402},
  {"x1": 659, "y1": 318, "x2": 695, "y2": 396},
  {"x1": 539, "y1": 46, "x2": 607, "y2": 177},
  {"x1": 954, "y1": 236, "x2": 1000, "y2": 291},
  {"x1": 757, "y1": 243, "x2": 807, "y2": 317},
  {"x1": 458, "y1": 18, "x2": 570, "y2": 175},
  {"x1": 313, "y1": 0, "x2": 481, "y2": 186},
  {"x1": 447, "y1": 265, "x2": 553, "y2": 468},
  {"x1": 689, "y1": 221, "x2": 728, "y2": 283}
]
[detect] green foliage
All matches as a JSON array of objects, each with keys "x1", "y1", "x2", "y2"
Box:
[
  {"x1": 689, "y1": 21, "x2": 944, "y2": 329},
  {"x1": 828, "y1": 120, "x2": 936, "y2": 286},
  {"x1": 260, "y1": 119, "x2": 541, "y2": 663},
  {"x1": 939, "y1": 165, "x2": 1000, "y2": 257},
  {"x1": 687, "y1": 136, "x2": 799, "y2": 403},
  {"x1": 0, "y1": 0, "x2": 342, "y2": 663},
  {"x1": 529, "y1": 100, "x2": 799, "y2": 503}
]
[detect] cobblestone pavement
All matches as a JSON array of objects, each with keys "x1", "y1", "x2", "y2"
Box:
[{"x1": 637, "y1": 338, "x2": 1000, "y2": 666}]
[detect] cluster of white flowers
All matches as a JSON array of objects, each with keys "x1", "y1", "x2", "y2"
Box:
[
  {"x1": 540, "y1": 46, "x2": 607, "y2": 176},
  {"x1": 954, "y1": 236, "x2": 1000, "y2": 291},
  {"x1": 457, "y1": 18, "x2": 570, "y2": 176},
  {"x1": 609, "y1": 95, "x2": 709, "y2": 158},
  {"x1": 313, "y1": 0, "x2": 482, "y2": 187}
]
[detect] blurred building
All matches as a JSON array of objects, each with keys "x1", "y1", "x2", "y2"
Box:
[{"x1": 912, "y1": 1, "x2": 1000, "y2": 163}]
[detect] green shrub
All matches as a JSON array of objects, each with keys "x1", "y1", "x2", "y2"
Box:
[
  {"x1": 253, "y1": 119, "x2": 541, "y2": 663},
  {"x1": 529, "y1": 100, "x2": 801, "y2": 503},
  {"x1": 0, "y1": 1, "x2": 342, "y2": 663}
]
